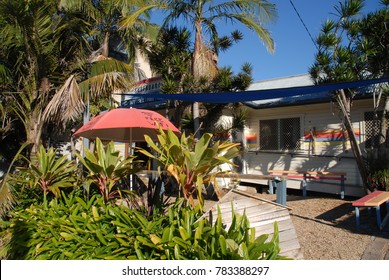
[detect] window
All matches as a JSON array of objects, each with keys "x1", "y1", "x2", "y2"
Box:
[
  {"x1": 364, "y1": 111, "x2": 383, "y2": 149},
  {"x1": 259, "y1": 117, "x2": 301, "y2": 150}
]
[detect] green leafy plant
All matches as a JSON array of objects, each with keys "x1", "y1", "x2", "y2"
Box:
[
  {"x1": 368, "y1": 169, "x2": 389, "y2": 191},
  {"x1": 76, "y1": 138, "x2": 139, "y2": 202},
  {"x1": 12, "y1": 145, "x2": 77, "y2": 200},
  {"x1": 139, "y1": 128, "x2": 241, "y2": 207},
  {"x1": 134, "y1": 199, "x2": 285, "y2": 260},
  {"x1": 0, "y1": 192, "x2": 285, "y2": 260},
  {"x1": 0, "y1": 192, "x2": 139, "y2": 259}
]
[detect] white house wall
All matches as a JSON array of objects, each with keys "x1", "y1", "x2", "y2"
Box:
[{"x1": 241, "y1": 98, "x2": 376, "y2": 197}]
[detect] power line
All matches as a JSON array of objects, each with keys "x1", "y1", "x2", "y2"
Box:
[{"x1": 288, "y1": 0, "x2": 319, "y2": 51}]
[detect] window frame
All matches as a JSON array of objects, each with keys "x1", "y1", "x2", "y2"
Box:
[{"x1": 258, "y1": 116, "x2": 303, "y2": 152}]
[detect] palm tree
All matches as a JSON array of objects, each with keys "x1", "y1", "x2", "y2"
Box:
[
  {"x1": 161, "y1": 0, "x2": 276, "y2": 79},
  {"x1": 0, "y1": 0, "x2": 73, "y2": 155},
  {"x1": 0, "y1": 0, "x2": 139, "y2": 213},
  {"x1": 45, "y1": 0, "x2": 162, "y2": 136},
  {"x1": 49, "y1": 0, "x2": 159, "y2": 131},
  {"x1": 59, "y1": 0, "x2": 160, "y2": 67},
  {"x1": 160, "y1": 0, "x2": 277, "y2": 136}
]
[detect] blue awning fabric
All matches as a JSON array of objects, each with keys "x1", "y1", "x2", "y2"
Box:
[{"x1": 121, "y1": 78, "x2": 389, "y2": 104}]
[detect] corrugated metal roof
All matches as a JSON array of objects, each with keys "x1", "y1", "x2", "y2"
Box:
[{"x1": 247, "y1": 74, "x2": 314, "y2": 90}]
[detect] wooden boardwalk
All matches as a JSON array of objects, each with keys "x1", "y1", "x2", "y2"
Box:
[{"x1": 204, "y1": 189, "x2": 303, "y2": 260}]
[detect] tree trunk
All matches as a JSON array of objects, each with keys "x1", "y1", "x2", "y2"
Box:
[
  {"x1": 192, "y1": 21, "x2": 218, "y2": 137},
  {"x1": 171, "y1": 101, "x2": 189, "y2": 131},
  {"x1": 102, "y1": 31, "x2": 110, "y2": 57},
  {"x1": 202, "y1": 104, "x2": 225, "y2": 133},
  {"x1": 193, "y1": 102, "x2": 200, "y2": 139},
  {"x1": 26, "y1": 108, "x2": 44, "y2": 157},
  {"x1": 336, "y1": 89, "x2": 372, "y2": 193},
  {"x1": 192, "y1": 21, "x2": 218, "y2": 78},
  {"x1": 379, "y1": 94, "x2": 389, "y2": 146},
  {"x1": 26, "y1": 77, "x2": 50, "y2": 158},
  {"x1": 377, "y1": 90, "x2": 389, "y2": 169}
]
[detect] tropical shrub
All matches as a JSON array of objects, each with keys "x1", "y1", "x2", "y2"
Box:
[
  {"x1": 138, "y1": 128, "x2": 241, "y2": 207},
  {"x1": 10, "y1": 145, "x2": 77, "y2": 200},
  {"x1": 76, "y1": 138, "x2": 139, "y2": 202},
  {"x1": 135, "y1": 199, "x2": 285, "y2": 260},
  {"x1": 0, "y1": 192, "x2": 159, "y2": 259},
  {"x1": 0, "y1": 192, "x2": 284, "y2": 260}
]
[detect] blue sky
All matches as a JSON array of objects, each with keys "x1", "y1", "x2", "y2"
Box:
[{"x1": 216, "y1": 0, "x2": 382, "y2": 82}]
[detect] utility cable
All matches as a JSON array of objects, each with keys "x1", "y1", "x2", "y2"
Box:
[{"x1": 288, "y1": 0, "x2": 319, "y2": 51}]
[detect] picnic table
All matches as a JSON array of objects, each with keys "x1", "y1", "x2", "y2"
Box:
[{"x1": 352, "y1": 190, "x2": 389, "y2": 230}]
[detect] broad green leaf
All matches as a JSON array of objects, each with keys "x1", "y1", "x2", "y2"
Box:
[
  {"x1": 219, "y1": 235, "x2": 227, "y2": 255},
  {"x1": 194, "y1": 133, "x2": 212, "y2": 164},
  {"x1": 178, "y1": 226, "x2": 189, "y2": 241}
]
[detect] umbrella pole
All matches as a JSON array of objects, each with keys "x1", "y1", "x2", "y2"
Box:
[
  {"x1": 123, "y1": 143, "x2": 133, "y2": 190},
  {"x1": 129, "y1": 128, "x2": 133, "y2": 190},
  {"x1": 129, "y1": 142, "x2": 133, "y2": 191},
  {"x1": 124, "y1": 143, "x2": 129, "y2": 158},
  {"x1": 82, "y1": 103, "x2": 90, "y2": 157}
]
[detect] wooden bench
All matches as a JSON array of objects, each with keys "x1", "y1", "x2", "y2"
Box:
[
  {"x1": 352, "y1": 190, "x2": 389, "y2": 230},
  {"x1": 268, "y1": 170, "x2": 347, "y2": 199}
]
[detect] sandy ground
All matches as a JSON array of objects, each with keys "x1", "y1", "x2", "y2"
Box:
[{"x1": 251, "y1": 192, "x2": 387, "y2": 260}]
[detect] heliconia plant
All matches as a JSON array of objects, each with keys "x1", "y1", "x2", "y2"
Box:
[{"x1": 138, "y1": 128, "x2": 241, "y2": 208}]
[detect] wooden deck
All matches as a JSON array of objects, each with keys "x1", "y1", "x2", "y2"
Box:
[{"x1": 204, "y1": 189, "x2": 303, "y2": 260}]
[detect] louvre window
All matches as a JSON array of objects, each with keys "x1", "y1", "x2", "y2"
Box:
[{"x1": 259, "y1": 117, "x2": 301, "y2": 150}]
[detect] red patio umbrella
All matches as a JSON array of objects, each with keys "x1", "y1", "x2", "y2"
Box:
[{"x1": 73, "y1": 107, "x2": 180, "y2": 143}]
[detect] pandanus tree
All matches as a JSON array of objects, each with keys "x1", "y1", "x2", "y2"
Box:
[
  {"x1": 356, "y1": 0, "x2": 389, "y2": 150},
  {"x1": 309, "y1": 0, "x2": 389, "y2": 193}
]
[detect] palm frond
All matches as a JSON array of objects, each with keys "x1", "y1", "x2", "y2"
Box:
[
  {"x1": 230, "y1": 13, "x2": 274, "y2": 53},
  {"x1": 8, "y1": 92, "x2": 31, "y2": 134},
  {"x1": 58, "y1": 0, "x2": 100, "y2": 22},
  {"x1": 80, "y1": 58, "x2": 135, "y2": 99},
  {"x1": 89, "y1": 56, "x2": 134, "y2": 76},
  {"x1": 42, "y1": 75, "x2": 84, "y2": 124},
  {"x1": 118, "y1": 4, "x2": 158, "y2": 30}
]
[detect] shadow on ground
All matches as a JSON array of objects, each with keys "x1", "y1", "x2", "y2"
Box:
[
  {"x1": 287, "y1": 190, "x2": 389, "y2": 239},
  {"x1": 247, "y1": 183, "x2": 389, "y2": 238}
]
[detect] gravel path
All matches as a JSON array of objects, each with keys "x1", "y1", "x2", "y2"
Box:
[{"x1": 255, "y1": 192, "x2": 385, "y2": 260}]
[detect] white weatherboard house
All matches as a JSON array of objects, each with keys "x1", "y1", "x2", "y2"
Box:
[
  {"x1": 238, "y1": 74, "x2": 383, "y2": 197},
  {"x1": 120, "y1": 73, "x2": 387, "y2": 198}
]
